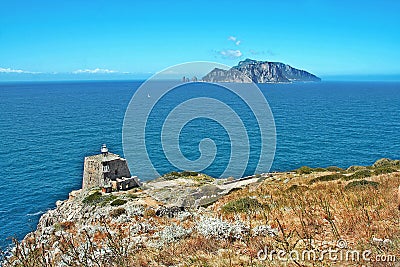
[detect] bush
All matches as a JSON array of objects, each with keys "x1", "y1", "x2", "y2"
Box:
[
  {"x1": 158, "y1": 224, "x2": 192, "y2": 244},
  {"x1": 308, "y1": 173, "x2": 345, "y2": 184},
  {"x1": 125, "y1": 194, "x2": 138, "y2": 199},
  {"x1": 53, "y1": 221, "x2": 74, "y2": 231},
  {"x1": 109, "y1": 207, "x2": 126, "y2": 218},
  {"x1": 221, "y1": 197, "x2": 262, "y2": 213},
  {"x1": 144, "y1": 209, "x2": 157, "y2": 218},
  {"x1": 346, "y1": 165, "x2": 367, "y2": 172},
  {"x1": 326, "y1": 166, "x2": 344, "y2": 172},
  {"x1": 195, "y1": 216, "x2": 248, "y2": 240},
  {"x1": 374, "y1": 167, "x2": 396, "y2": 175},
  {"x1": 110, "y1": 199, "x2": 127, "y2": 206},
  {"x1": 53, "y1": 223, "x2": 62, "y2": 232},
  {"x1": 82, "y1": 191, "x2": 117, "y2": 206},
  {"x1": 181, "y1": 171, "x2": 199, "y2": 177},
  {"x1": 373, "y1": 158, "x2": 399, "y2": 168},
  {"x1": 343, "y1": 170, "x2": 372, "y2": 181},
  {"x1": 296, "y1": 166, "x2": 313, "y2": 174},
  {"x1": 345, "y1": 180, "x2": 379, "y2": 190},
  {"x1": 82, "y1": 191, "x2": 103, "y2": 205},
  {"x1": 163, "y1": 170, "x2": 200, "y2": 180}
]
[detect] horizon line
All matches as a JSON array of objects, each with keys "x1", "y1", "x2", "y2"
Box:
[{"x1": 1, "y1": 78, "x2": 400, "y2": 84}]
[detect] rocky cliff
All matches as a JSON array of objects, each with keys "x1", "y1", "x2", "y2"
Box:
[
  {"x1": 202, "y1": 58, "x2": 321, "y2": 83},
  {"x1": 3, "y1": 159, "x2": 400, "y2": 266}
]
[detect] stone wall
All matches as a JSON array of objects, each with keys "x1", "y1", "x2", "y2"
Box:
[
  {"x1": 108, "y1": 158, "x2": 131, "y2": 180},
  {"x1": 82, "y1": 158, "x2": 103, "y2": 190},
  {"x1": 82, "y1": 156, "x2": 132, "y2": 190}
]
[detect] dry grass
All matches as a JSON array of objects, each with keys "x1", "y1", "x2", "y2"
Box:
[{"x1": 2, "y1": 171, "x2": 400, "y2": 267}]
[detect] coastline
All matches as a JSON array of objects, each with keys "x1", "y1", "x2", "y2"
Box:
[{"x1": 2, "y1": 158, "x2": 400, "y2": 266}]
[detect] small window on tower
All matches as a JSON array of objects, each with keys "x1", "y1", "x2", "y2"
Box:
[{"x1": 115, "y1": 170, "x2": 118, "y2": 175}]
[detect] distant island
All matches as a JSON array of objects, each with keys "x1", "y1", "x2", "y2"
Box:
[{"x1": 202, "y1": 58, "x2": 321, "y2": 83}]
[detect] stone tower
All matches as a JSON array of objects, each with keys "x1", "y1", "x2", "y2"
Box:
[{"x1": 82, "y1": 144, "x2": 137, "y2": 190}]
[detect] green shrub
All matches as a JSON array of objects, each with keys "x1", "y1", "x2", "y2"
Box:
[
  {"x1": 110, "y1": 199, "x2": 127, "y2": 206},
  {"x1": 296, "y1": 166, "x2": 313, "y2": 174},
  {"x1": 374, "y1": 167, "x2": 396, "y2": 175},
  {"x1": 144, "y1": 209, "x2": 157, "y2": 218},
  {"x1": 102, "y1": 195, "x2": 117, "y2": 205},
  {"x1": 54, "y1": 223, "x2": 62, "y2": 232},
  {"x1": 308, "y1": 173, "x2": 345, "y2": 184},
  {"x1": 125, "y1": 194, "x2": 138, "y2": 199},
  {"x1": 221, "y1": 197, "x2": 262, "y2": 213},
  {"x1": 109, "y1": 207, "x2": 126, "y2": 217},
  {"x1": 190, "y1": 174, "x2": 214, "y2": 184},
  {"x1": 373, "y1": 158, "x2": 399, "y2": 168},
  {"x1": 312, "y1": 167, "x2": 327, "y2": 172},
  {"x1": 82, "y1": 191, "x2": 117, "y2": 206},
  {"x1": 345, "y1": 180, "x2": 379, "y2": 190},
  {"x1": 346, "y1": 165, "x2": 367, "y2": 172},
  {"x1": 343, "y1": 170, "x2": 372, "y2": 181},
  {"x1": 53, "y1": 222, "x2": 74, "y2": 232},
  {"x1": 82, "y1": 191, "x2": 103, "y2": 205},
  {"x1": 181, "y1": 171, "x2": 199, "y2": 177},
  {"x1": 326, "y1": 166, "x2": 344, "y2": 172},
  {"x1": 162, "y1": 171, "x2": 180, "y2": 180},
  {"x1": 163, "y1": 170, "x2": 200, "y2": 180}
]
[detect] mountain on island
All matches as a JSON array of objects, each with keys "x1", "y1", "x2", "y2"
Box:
[{"x1": 202, "y1": 58, "x2": 321, "y2": 83}]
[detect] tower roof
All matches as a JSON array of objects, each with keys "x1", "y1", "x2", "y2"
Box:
[
  {"x1": 101, "y1": 144, "x2": 109, "y2": 154},
  {"x1": 86, "y1": 152, "x2": 122, "y2": 162},
  {"x1": 85, "y1": 145, "x2": 123, "y2": 162}
]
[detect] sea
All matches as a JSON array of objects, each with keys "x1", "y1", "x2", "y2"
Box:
[{"x1": 0, "y1": 80, "x2": 399, "y2": 249}]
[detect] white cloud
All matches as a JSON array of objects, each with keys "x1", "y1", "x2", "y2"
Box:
[
  {"x1": 0, "y1": 67, "x2": 39, "y2": 74},
  {"x1": 219, "y1": 49, "x2": 243, "y2": 59},
  {"x1": 72, "y1": 68, "x2": 118, "y2": 74},
  {"x1": 228, "y1": 36, "x2": 241, "y2": 46},
  {"x1": 0, "y1": 67, "x2": 23, "y2": 73}
]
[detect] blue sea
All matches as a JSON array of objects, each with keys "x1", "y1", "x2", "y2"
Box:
[{"x1": 0, "y1": 81, "x2": 399, "y2": 249}]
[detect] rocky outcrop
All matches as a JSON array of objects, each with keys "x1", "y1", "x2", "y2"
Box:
[
  {"x1": 2, "y1": 173, "x2": 270, "y2": 266},
  {"x1": 202, "y1": 58, "x2": 321, "y2": 83},
  {"x1": 4, "y1": 163, "x2": 400, "y2": 266}
]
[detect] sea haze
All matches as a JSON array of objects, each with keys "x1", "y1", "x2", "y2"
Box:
[{"x1": 0, "y1": 80, "x2": 399, "y2": 248}]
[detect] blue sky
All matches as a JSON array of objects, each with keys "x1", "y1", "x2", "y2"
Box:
[{"x1": 1, "y1": 0, "x2": 400, "y2": 81}]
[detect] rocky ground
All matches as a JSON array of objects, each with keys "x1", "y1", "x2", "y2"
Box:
[{"x1": 2, "y1": 158, "x2": 400, "y2": 266}]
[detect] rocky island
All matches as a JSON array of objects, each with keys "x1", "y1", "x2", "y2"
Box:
[
  {"x1": 202, "y1": 58, "x2": 321, "y2": 83},
  {"x1": 2, "y1": 147, "x2": 399, "y2": 266}
]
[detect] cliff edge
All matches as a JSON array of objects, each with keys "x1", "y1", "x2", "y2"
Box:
[{"x1": 3, "y1": 159, "x2": 400, "y2": 266}]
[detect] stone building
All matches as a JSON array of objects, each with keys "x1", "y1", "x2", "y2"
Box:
[{"x1": 82, "y1": 144, "x2": 140, "y2": 191}]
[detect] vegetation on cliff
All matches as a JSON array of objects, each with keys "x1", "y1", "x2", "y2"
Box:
[{"x1": 2, "y1": 159, "x2": 400, "y2": 266}]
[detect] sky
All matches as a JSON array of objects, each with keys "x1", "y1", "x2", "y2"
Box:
[{"x1": 0, "y1": 0, "x2": 400, "y2": 81}]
